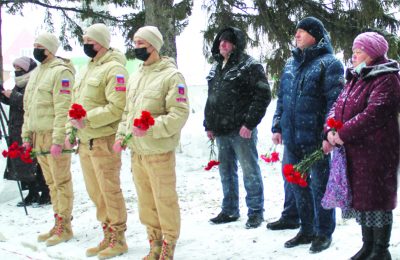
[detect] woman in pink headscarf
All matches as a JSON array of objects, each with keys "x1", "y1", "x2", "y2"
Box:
[{"x1": 324, "y1": 32, "x2": 400, "y2": 260}]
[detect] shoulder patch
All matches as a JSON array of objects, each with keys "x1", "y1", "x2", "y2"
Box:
[
  {"x1": 61, "y1": 79, "x2": 70, "y2": 87},
  {"x1": 177, "y1": 83, "x2": 185, "y2": 95},
  {"x1": 116, "y1": 74, "x2": 125, "y2": 84}
]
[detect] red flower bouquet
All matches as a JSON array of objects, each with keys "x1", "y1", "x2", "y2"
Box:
[
  {"x1": 204, "y1": 139, "x2": 220, "y2": 171},
  {"x1": 260, "y1": 145, "x2": 280, "y2": 163},
  {"x1": 326, "y1": 117, "x2": 343, "y2": 133},
  {"x1": 121, "y1": 111, "x2": 155, "y2": 147},
  {"x1": 283, "y1": 149, "x2": 325, "y2": 187},
  {"x1": 3, "y1": 142, "x2": 75, "y2": 164},
  {"x1": 2, "y1": 141, "x2": 23, "y2": 159},
  {"x1": 283, "y1": 118, "x2": 343, "y2": 187},
  {"x1": 68, "y1": 103, "x2": 87, "y2": 145},
  {"x1": 133, "y1": 110, "x2": 155, "y2": 130}
]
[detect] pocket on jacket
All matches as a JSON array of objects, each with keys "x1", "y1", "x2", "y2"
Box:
[
  {"x1": 36, "y1": 83, "x2": 53, "y2": 105},
  {"x1": 142, "y1": 90, "x2": 164, "y2": 113},
  {"x1": 85, "y1": 78, "x2": 101, "y2": 98}
]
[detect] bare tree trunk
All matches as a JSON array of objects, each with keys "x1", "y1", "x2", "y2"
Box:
[{"x1": 143, "y1": 0, "x2": 177, "y2": 61}]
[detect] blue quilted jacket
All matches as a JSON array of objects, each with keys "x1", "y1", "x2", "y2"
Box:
[{"x1": 272, "y1": 33, "x2": 344, "y2": 153}]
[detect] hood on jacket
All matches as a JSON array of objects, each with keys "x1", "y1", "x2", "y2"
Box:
[
  {"x1": 43, "y1": 57, "x2": 76, "y2": 75},
  {"x1": 95, "y1": 48, "x2": 127, "y2": 66},
  {"x1": 292, "y1": 29, "x2": 334, "y2": 64},
  {"x1": 211, "y1": 27, "x2": 247, "y2": 63},
  {"x1": 139, "y1": 56, "x2": 178, "y2": 73},
  {"x1": 346, "y1": 57, "x2": 400, "y2": 81}
]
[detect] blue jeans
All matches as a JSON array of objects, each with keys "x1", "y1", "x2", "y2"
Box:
[
  {"x1": 216, "y1": 129, "x2": 264, "y2": 217},
  {"x1": 285, "y1": 147, "x2": 336, "y2": 237},
  {"x1": 280, "y1": 147, "x2": 300, "y2": 224}
]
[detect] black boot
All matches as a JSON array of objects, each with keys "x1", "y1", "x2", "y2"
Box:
[
  {"x1": 366, "y1": 224, "x2": 392, "y2": 260},
  {"x1": 351, "y1": 225, "x2": 373, "y2": 259},
  {"x1": 17, "y1": 189, "x2": 40, "y2": 207},
  {"x1": 38, "y1": 189, "x2": 51, "y2": 205}
]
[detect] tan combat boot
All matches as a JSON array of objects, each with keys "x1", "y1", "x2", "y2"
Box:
[
  {"x1": 45, "y1": 214, "x2": 73, "y2": 246},
  {"x1": 86, "y1": 223, "x2": 110, "y2": 257},
  {"x1": 97, "y1": 227, "x2": 128, "y2": 259},
  {"x1": 159, "y1": 240, "x2": 176, "y2": 260},
  {"x1": 143, "y1": 240, "x2": 163, "y2": 260},
  {"x1": 37, "y1": 213, "x2": 59, "y2": 242}
]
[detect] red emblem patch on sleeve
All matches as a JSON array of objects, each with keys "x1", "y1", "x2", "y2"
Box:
[
  {"x1": 115, "y1": 86, "x2": 126, "y2": 92},
  {"x1": 176, "y1": 97, "x2": 187, "y2": 102},
  {"x1": 60, "y1": 89, "x2": 71, "y2": 94}
]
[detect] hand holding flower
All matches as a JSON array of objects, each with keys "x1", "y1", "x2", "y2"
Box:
[
  {"x1": 50, "y1": 144, "x2": 63, "y2": 157},
  {"x1": 272, "y1": 133, "x2": 282, "y2": 145},
  {"x1": 206, "y1": 131, "x2": 214, "y2": 140},
  {"x1": 322, "y1": 140, "x2": 334, "y2": 154},
  {"x1": 70, "y1": 118, "x2": 85, "y2": 129},
  {"x1": 112, "y1": 139, "x2": 125, "y2": 153},
  {"x1": 22, "y1": 142, "x2": 31, "y2": 150},
  {"x1": 132, "y1": 126, "x2": 147, "y2": 137},
  {"x1": 333, "y1": 132, "x2": 344, "y2": 145}
]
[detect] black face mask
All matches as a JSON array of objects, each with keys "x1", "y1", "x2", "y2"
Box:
[
  {"x1": 84, "y1": 44, "x2": 98, "y2": 58},
  {"x1": 33, "y1": 48, "x2": 47, "y2": 63},
  {"x1": 134, "y1": 47, "x2": 151, "y2": 61},
  {"x1": 14, "y1": 71, "x2": 25, "y2": 77}
]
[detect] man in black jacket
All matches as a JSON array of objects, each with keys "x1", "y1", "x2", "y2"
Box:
[{"x1": 204, "y1": 27, "x2": 271, "y2": 229}]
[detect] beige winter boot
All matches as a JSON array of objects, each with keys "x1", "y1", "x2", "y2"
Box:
[
  {"x1": 37, "y1": 213, "x2": 59, "y2": 242},
  {"x1": 97, "y1": 227, "x2": 128, "y2": 259},
  {"x1": 86, "y1": 224, "x2": 111, "y2": 257},
  {"x1": 159, "y1": 240, "x2": 176, "y2": 260},
  {"x1": 45, "y1": 214, "x2": 73, "y2": 246},
  {"x1": 142, "y1": 240, "x2": 163, "y2": 260}
]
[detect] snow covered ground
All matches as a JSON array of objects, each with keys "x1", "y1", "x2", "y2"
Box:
[{"x1": 0, "y1": 85, "x2": 399, "y2": 260}]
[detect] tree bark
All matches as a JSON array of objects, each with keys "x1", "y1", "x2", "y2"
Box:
[{"x1": 144, "y1": 0, "x2": 177, "y2": 61}]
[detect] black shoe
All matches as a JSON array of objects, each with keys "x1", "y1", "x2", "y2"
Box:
[
  {"x1": 245, "y1": 215, "x2": 264, "y2": 229},
  {"x1": 284, "y1": 233, "x2": 314, "y2": 248},
  {"x1": 367, "y1": 225, "x2": 392, "y2": 260},
  {"x1": 266, "y1": 219, "x2": 300, "y2": 230},
  {"x1": 38, "y1": 191, "x2": 51, "y2": 205},
  {"x1": 17, "y1": 192, "x2": 40, "y2": 207},
  {"x1": 209, "y1": 212, "x2": 239, "y2": 224},
  {"x1": 351, "y1": 225, "x2": 373, "y2": 260},
  {"x1": 309, "y1": 235, "x2": 332, "y2": 253}
]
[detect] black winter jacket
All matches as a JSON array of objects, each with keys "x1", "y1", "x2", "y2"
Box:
[
  {"x1": 204, "y1": 27, "x2": 271, "y2": 135},
  {"x1": 1, "y1": 74, "x2": 38, "y2": 182}
]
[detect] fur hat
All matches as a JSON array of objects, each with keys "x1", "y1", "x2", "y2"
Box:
[
  {"x1": 134, "y1": 26, "x2": 164, "y2": 52},
  {"x1": 296, "y1": 17, "x2": 325, "y2": 42},
  {"x1": 84, "y1": 23, "x2": 111, "y2": 49},
  {"x1": 219, "y1": 29, "x2": 236, "y2": 45},
  {"x1": 34, "y1": 33, "x2": 60, "y2": 55},
  {"x1": 352, "y1": 32, "x2": 388, "y2": 59}
]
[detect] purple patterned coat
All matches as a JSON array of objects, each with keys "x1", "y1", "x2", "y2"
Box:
[{"x1": 327, "y1": 57, "x2": 400, "y2": 211}]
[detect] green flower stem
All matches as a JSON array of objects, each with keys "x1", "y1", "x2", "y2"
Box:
[
  {"x1": 121, "y1": 133, "x2": 132, "y2": 147},
  {"x1": 69, "y1": 127, "x2": 77, "y2": 145},
  {"x1": 294, "y1": 148, "x2": 325, "y2": 175},
  {"x1": 209, "y1": 139, "x2": 217, "y2": 161},
  {"x1": 31, "y1": 149, "x2": 76, "y2": 158}
]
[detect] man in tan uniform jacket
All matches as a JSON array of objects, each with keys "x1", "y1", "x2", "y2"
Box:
[
  {"x1": 65, "y1": 23, "x2": 128, "y2": 259},
  {"x1": 21, "y1": 33, "x2": 75, "y2": 246},
  {"x1": 113, "y1": 26, "x2": 189, "y2": 260}
]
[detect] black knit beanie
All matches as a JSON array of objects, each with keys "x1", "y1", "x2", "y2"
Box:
[
  {"x1": 296, "y1": 17, "x2": 325, "y2": 42},
  {"x1": 219, "y1": 29, "x2": 236, "y2": 45}
]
